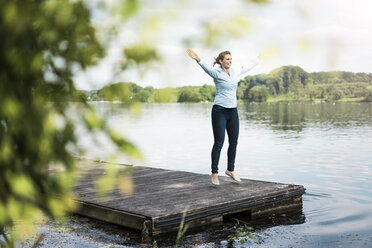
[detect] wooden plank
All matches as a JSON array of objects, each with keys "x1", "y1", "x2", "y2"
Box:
[
  {"x1": 250, "y1": 195, "x2": 303, "y2": 218},
  {"x1": 152, "y1": 187, "x2": 304, "y2": 228},
  {"x1": 152, "y1": 216, "x2": 223, "y2": 236},
  {"x1": 72, "y1": 160, "x2": 305, "y2": 235},
  {"x1": 74, "y1": 201, "x2": 147, "y2": 230}
]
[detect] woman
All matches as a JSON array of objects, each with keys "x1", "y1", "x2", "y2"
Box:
[{"x1": 187, "y1": 49, "x2": 259, "y2": 185}]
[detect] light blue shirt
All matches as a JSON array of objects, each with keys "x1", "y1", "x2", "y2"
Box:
[{"x1": 198, "y1": 58, "x2": 259, "y2": 108}]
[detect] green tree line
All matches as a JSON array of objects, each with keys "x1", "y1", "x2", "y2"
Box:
[
  {"x1": 239, "y1": 66, "x2": 372, "y2": 102},
  {"x1": 87, "y1": 66, "x2": 372, "y2": 103},
  {"x1": 88, "y1": 83, "x2": 216, "y2": 103}
]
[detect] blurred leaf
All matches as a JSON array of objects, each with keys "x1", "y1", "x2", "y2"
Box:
[
  {"x1": 31, "y1": 53, "x2": 44, "y2": 73},
  {"x1": 48, "y1": 197, "x2": 66, "y2": 218},
  {"x1": 130, "y1": 101, "x2": 142, "y2": 117},
  {"x1": 299, "y1": 36, "x2": 311, "y2": 52},
  {"x1": 3, "y1": 3, "x2": 17, "y2": 24},
  {"x1": 118, "y1": 167, "x2": 134, "y2": 196},
  {"x1": 0, "y1": 138, "x2": 12, "y2": 162},
  {"x1": 228, "y1": 16, "x2": 252, "y2": 37},
  {"x1": 55, "y1": 3, "x2": 73, "y2": 27},
  {"x1": 0, "y1": 204, "x2": 5, "y2": 226},
  {"x1": 203, "y1": 16, "x2": 252, "y2": 47},
  {"x1": 95, "y1": 164, "x2": 119, "y2": 198},
  {"x1": 8, "y1": 174, "x2": 36, "y2": 200},
  {"x1": 109, "y1": 130, "x2": 143, "y2": 161},
  {"x1": 83, "y1": 108, "x2": 105, "y2": 130},
  {"x1": 0, "y1": 0, "x2": 108, "y2": 245},
  {"x1": 246, "y1": 0, "x2": 270, "y2": 3},
  {"x1": 6, "y1": 197, "x2": 21, "y2": 221},
  {"x1": 1, "y1": 97, "x2": 20, "y2": 119},
  {"x1": 260, "y1": 45, "x2": 280, "y2": 63},
  {"x1": 56, "y1": 169, "x2": 78, "y2": 190},
  {"x1": 123, "y1": 43, "x2": 160, "y2": 64},
  {"x1": 117, "y1": 0, "x2": 139, "y2": 20}
]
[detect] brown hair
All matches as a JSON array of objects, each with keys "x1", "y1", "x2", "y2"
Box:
[{"x1": 213, "y1": 51, "x2": 231, "y2": 66}]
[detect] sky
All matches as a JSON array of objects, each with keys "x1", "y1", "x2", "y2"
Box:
[{"x1": 75, "y1": 0, "x2": 372, "y2": 90}]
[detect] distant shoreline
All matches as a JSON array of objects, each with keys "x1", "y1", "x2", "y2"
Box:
[
  {"x1": 88, "y1": 97, "x2": 370, "y2": 104},
  {"x1": 83, "y1": 65, "x2": 372, "y2": 103}
]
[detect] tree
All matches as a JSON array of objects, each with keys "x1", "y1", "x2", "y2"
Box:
[
  {"x1": 178, "y1": 87, "x2": 201, "y2": 102},
  {"x1": 0, "y1": 0, "x2": 142, "y2": 246},
  {"x1": 329, "y1": 89, "x2": 344, "y2": 101},
  {"x1": 364, "y1": 87, "x2": 372, "y2": 102},
  {"x1": 154, "y1": 88, "x2": 176, "y2": 103},
  {"x1": 199, "y1": 84, "x2": 216, "y2": 101},
  {"x1": 99, "y1": 82, "x2": 135, "y2": 102},
  {"x1": 248, "y1": 86, "x2": 269, "y2": 102}
]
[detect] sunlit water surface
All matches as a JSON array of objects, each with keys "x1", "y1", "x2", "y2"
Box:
[{"x1": 77, "y1": 102, "x2": 372, "y2": 247}]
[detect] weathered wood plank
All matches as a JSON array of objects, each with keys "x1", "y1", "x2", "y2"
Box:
[
  {"x1": 72, "y1": 160, "x2": 305, "y2": 235},
  {"x1": 74, "y1": 201, "x2": 147, "y2": 230}
]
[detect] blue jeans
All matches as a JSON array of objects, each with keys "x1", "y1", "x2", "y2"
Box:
[{"x1": 211, "y1": 104, "x2": 239, "y2": 174}]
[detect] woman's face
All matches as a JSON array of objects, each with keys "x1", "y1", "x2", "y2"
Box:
[{"x1": 219, "y1": 54, "x2": 232, "y2": 70}]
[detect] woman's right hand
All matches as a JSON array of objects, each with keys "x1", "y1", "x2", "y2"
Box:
[{"x1": 187, "y1": 48, "x2": 200, "y2": 62}]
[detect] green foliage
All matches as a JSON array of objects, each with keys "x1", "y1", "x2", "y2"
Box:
[
  {"x1": 154, "y1": 88, "x2": 177, "y2": 103},
  {"x1": 123, "y1": 43, "x2": 159, "y2": 65},
  {"x1": 248, "y1": 86, "x2": 269, "y2": 102},
  {"x1": 0, "y1": 0, "x2": 276, "y2": 246},
  {"x1": 364, "y1": 87, "x2": 372, "y2": 102},
  {"x1": 309, "y1": 71, "x2": 372, "y2": 84},
  {"x1": 118, "y1": 0, "x2": 139, "y2": 19},
  {"x1": 240, "y1": 65, "x2": 372, "y2": 102},
  {"x1": 203, "y1": 17, "x2": 252, "y2": 47},
  {"x1": 175, "y1": 209, "x2": 189, "y2": 247},
  {"x1": 178, "y1": 87, "x2": 201, "y2": 103},
  {"x1": 98, "y1": 82, "x2": 134, "y2": 102},
  {"x1": 248, "y1": 0, "x2": 270, "y2": 3},
  {"x1": 228, "y1": 220, "x2": 260, "y2": 245},
  {"x1": 92, "y1": 65, "x2": 372, "y2": 104},
  {"x1": 198, "y1": 84, "x2": 216, "y2": 101},
  {"x1": 136, "y1": 86, "x2": 155, "y2": 102},
  {"x1": 97, "y1": 82, "x2": 156, "y2": 103},
  {"x1": 90, "y1": 65, "x2": 372, "y2": 105},
  {"x1": 0, "y1": 0, "x2": 142, "y2": 246},
  {"x1": 91, "y1": 83, "x2": 216, "y2": 103}
]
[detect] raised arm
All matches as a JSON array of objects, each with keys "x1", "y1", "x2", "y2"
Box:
[{"x1": 187, "y1": 48, "x2": 219, "y2": 79}]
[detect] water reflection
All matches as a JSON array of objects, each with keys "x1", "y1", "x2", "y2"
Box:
[{"x1": 241, "y1": 102, "x2": 372, "y2": 132}]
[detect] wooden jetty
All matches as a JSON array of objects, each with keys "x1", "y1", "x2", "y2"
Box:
[{"x1": 73, "y1": 160, "x2": 305, "y2": 237}]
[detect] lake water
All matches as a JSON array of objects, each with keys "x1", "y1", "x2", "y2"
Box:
[{"x1": 78, "y1": 102, "x2": 372, "y2": 247}]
